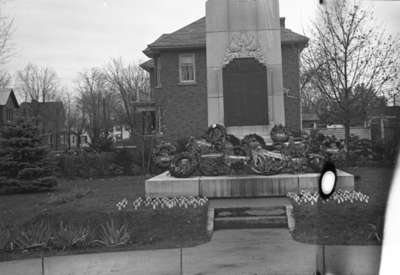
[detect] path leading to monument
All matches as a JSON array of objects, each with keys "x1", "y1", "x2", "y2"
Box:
[
  {"x1": 0, "y1": 228, "x2": 380, "y2": 275},
  {"x1": 0, "y1": 229, "x2": 316, "y2": 275}
]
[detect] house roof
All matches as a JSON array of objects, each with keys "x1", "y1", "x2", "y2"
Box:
[
  {"x1": 143, "y1": 17, "x2": 309, "y2": 57},
  {"x1": 0, "y1": 89, "x2": 19, "y2": 107},
  {"x1": 20, "y1": 101, "x2": 65, "y2": 120},
  {"x1": 369, "y1": 106, "x2": 400, "y2": 119},
  {"x1": 140, "y1": 59, "x2": 154, "y2": 71}
]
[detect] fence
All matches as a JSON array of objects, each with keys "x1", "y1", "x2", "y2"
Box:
[{"x1": 304, "y1": 127, "x2": 371, "y2": 140}]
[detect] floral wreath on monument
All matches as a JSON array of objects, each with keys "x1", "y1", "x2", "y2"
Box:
[{"x1": 152, "y1": 124, "x2": 340, "y2": 178}]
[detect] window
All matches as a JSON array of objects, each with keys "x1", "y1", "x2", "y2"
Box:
[
  {"x1": 142, "y1": 111, "x2": 156, "y2": 136},
  {"x1": 155, "y1": 57, "x2": 161, "y2": 87},
  {"x1": 6, "y1": 110, "x2": 13, "y2": 121},
  {"x1": 179, "y1": 54, "x2": 196, "y2": 83}
]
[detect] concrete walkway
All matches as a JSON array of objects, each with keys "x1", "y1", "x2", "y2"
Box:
[{"x1": 0, "y1": 229, "x2": 381, "y2": 275}]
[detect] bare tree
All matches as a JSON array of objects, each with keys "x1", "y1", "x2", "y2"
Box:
[
  {"x1": 60, "y1": 91, "x2": 75, "y2": 149},
  {"x1": 76, "y1": 68, "x2": 117, "y2": 150},
  {"x1": 0, "y1": 2, "x2": 13, "y2": 66},
  {"x1": 16, "y1": 63, "x2": 59, "y2": 103},
  {"x1": 0, "y1": 70, "x2": 10, "y2": 88},
  {"x1": 0, "y1": 1, "x2": 14, "y2": 88},
  {"x1": 302, "y1": 0, "x2": 400, "y2": 157},
  {"x1": 104, "y1": 58, "x2": 150, "y2": 137}
]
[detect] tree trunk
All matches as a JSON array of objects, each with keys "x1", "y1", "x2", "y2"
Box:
[{"x1": 344, "y1": 120, "x2": 351, "y2": 164}]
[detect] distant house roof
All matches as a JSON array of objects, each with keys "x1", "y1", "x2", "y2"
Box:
[
  {"x1": 20, "y1": 100, "x2": 65, "y2": 121},
  {"x1": 369, "y1": 106, "x2": 400, "y2": 119},
  {"x1": 302, "y1": 112, "x2": 319, "y2": 121},
  {"x1": 143, "y1": 17, "x2": 309, "y2": 58},
  {"x1": 0, "y1": 89, "x2": 19, "y2": 107}
]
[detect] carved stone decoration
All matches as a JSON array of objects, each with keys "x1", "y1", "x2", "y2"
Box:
[{"x1": 223, "y1": 31, "x2": 265, "y2": 65}]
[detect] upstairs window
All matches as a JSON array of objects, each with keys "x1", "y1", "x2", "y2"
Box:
[
  {"x1": 6, "y1": 110, "x2": 13, "y2": 121},
  {"x1": 179, "y1": 54, "x2": 196, "y2": 83}
]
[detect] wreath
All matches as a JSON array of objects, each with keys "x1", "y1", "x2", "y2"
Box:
[
  {"x1": 242, "y1": 134, "x2": 266, "y2": 152},
  {"x1": 307, "y1": 153, "x2": 326, "y2": 172},
  {"x1": 185, "y1": 137, "x2": 214, "y2": 156},
  {"x1": 249, "y1": 148, "x2": 285, "y2": 175},
  {"x1": 270, "y1": 124, "x2": 290, "y2": 143},
  {"x1": 226, "y1": 134, "x2": 241, "y2": 147},
  {"x1": 169, "y1": 152, "x2": 198, "y2": 178},
  {"x1": 205, "y1": 124, "x2": 227, "y2": 150},
  {"x1": 152, "y1": 142, "x2": 176, "y2": 169},
  {"x1": 199, "y1": 154, "x2": 230, "y2": 176},
  {"x1": 229, "y1": 146, "x2": 249, "y2": 171}
]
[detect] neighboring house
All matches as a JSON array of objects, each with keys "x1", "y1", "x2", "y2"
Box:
[
  {"x1": 0, "y1": 89, "x2": 19, "y2": 127},
  {"x1": 302, "y1": 108, "x2": 400, "y2": 142},
  {"x1": 19, "y1": 100, "x2": 66, "y2": 150},
  {"x1": 60, "y1": 130, "x2": 91, "y2": 150},
  {"x1": 369, "y1": 106, "x2": 400, "y2": 143},
  {"x1": 141, "y1": 17, "x2": 308, "y2": 141},
  {"x1": 111, "y1": 125, "x2": 131, "y2": 142}
]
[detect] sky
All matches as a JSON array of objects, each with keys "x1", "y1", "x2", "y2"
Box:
[{"x1": 2, "y1": 0, "x2": 400, "y2": 92}]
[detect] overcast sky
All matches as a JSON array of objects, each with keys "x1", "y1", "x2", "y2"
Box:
[{"x1": 2, "y1": 0, "x2": 400, "y2": 92}]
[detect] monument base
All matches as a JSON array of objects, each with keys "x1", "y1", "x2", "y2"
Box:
[{"x1": 145, "y1": 171, "x2": 354, "y2": 198}]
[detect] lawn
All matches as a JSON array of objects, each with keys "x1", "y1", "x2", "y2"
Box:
[
  {"x1": 0, "y1": 176, "x2": 210, "y2": 261},
  {"x1": 290, "y1": 167, "x2": 394, "y2": 245}
]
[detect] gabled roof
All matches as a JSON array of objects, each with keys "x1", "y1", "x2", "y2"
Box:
[
  {"x1": 0, "y1": 89, "x2": 19, "y2": 108},
  {"x1": 140, "y1": 59, "x2": 154, "y2": 71},
  {"x1": 143, "y1": 17, "x2": 309, "y2": 57}
]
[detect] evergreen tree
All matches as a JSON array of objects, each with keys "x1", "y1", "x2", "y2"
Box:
[{"x1": 0, "y1": 118, "x2": 57, "y2": 194}]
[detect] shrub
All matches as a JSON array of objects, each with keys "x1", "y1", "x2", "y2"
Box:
[
  {"x1": 95, "y1": 219, "x2": 130, "y2": 247},
  {"x1": 0, "y1": 177, "x2": 21, "y2": 194},
  {"x1": 52, "y1": 222, "x2": 89, "y2": 250},
  {"x1": 17, "y1": 168, "x2": 48, "y2": 180},
  {"x1": 55, "y1": 150, "x2": 143, "y2": 179},
  {"x1": 14, "y1": 221, "x2": 52, "y2": 251},
  {"x1": 46, "y1": 186, "x2": 93, "y2": 205},
  {"x1": 0, "y1": 118, "x2": 57, "y2": 194},
  {"x1": 0, "y1": 225, "x2": 11, "y2": 251},
  {"x1": 373, "y1": 139, "x2": 399, "y2": 164},
  {"x1": 113, "y1": 149, "x2": 134, "y2": 175}
]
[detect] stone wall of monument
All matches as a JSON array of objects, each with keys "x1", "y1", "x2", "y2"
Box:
[
  {"x1": 282, "y1": 45, "x2": 301, "y2": 132},
  {"x1": 284, "y1": 95, "x2": 301, "y2": 132},
  {"x1": 153, "y1": 49, "x2": 208, "y2": 141},
  {"x1": 150, "y1": 45, "x2": 302, "y2": 141}
]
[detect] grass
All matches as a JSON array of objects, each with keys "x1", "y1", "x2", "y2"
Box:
[
  {"x1": 0, "y1": 176, "x2": 210, "y2": 261},
  {"x1": 291, "y1": 167, "x2": 394, "y2": 245}
]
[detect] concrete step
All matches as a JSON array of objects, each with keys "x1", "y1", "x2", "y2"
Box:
[
  {"x1": 215, "y1": 215, "x2": 288, "y2": 230},
  {"x1": 215, "y1": 206, "x2": 286, "y2": 218},
  {"x1": 214, "y1": 206, "x2": 288, "y2": 230}
]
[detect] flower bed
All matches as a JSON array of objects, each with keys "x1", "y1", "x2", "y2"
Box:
[
  {"x1": 0, "y1": 197, "x2": 209, "y2": 262},
  {"x1": 287, "y1": 190, "x2": 382, "y2": 245},
  {"x1": 116, "y1": 196, "x2": 208, "y2": 211},
  {"x1": 288, "y1": 190, "x2": 370, "y2": 205}
]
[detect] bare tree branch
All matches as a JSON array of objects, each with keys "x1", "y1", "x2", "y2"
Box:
[{"x1": 16, "y1": 63, "x2": 60, "y2": 103}]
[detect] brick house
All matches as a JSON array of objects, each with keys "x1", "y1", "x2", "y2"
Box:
[
  {"x1": 20, "y1": 100, "x2": 66, "y2": 150},
  {"x1": 141, "y1": 15, "x2": 308, "y2": 142},
  {"x1": 0, "y1": 89, "x2": 19, "y2": 127}
]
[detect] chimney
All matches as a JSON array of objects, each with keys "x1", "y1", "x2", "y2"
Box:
[{"x1": 280, "y1": 17, "x2": 286, "y2": 28}]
